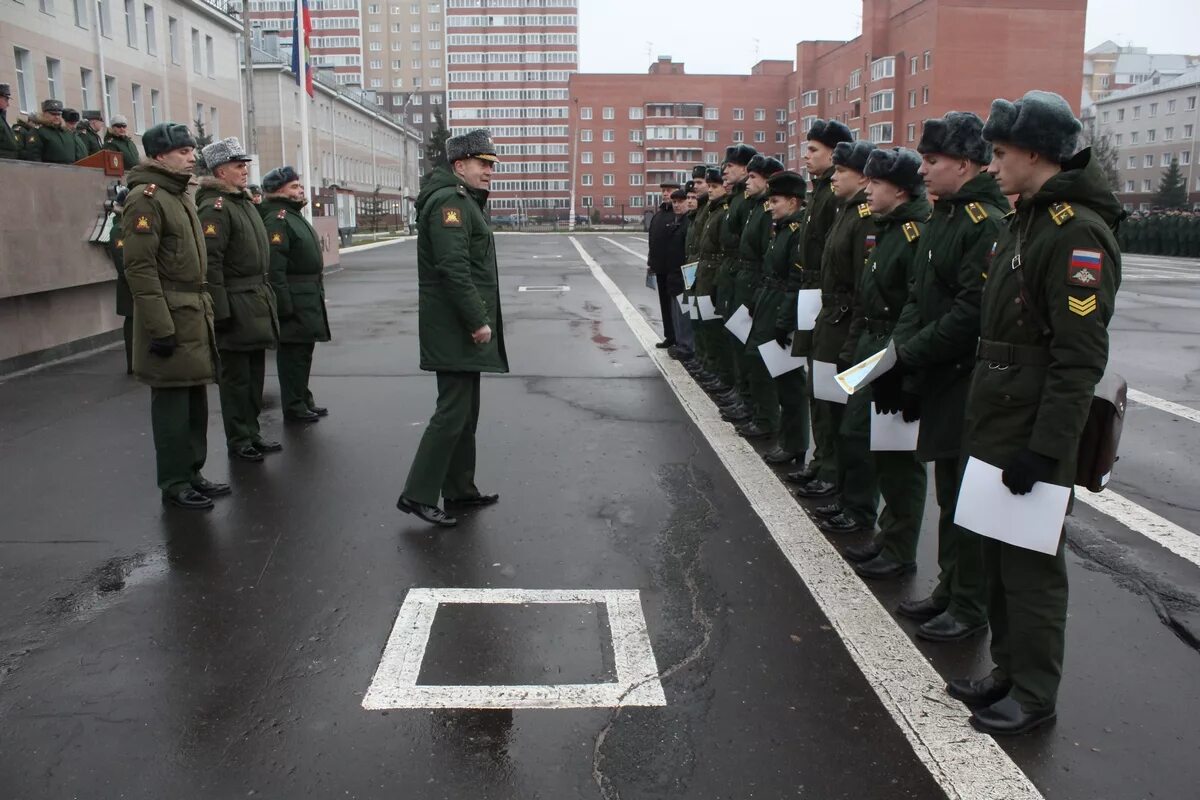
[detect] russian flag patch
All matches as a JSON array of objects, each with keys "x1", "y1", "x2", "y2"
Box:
[
  {"x1": 1067, "y1": 249, "x2": 1102, "y2": 287},
  {"x1": 865, "y1": 234, "x2": 877, "y2": 250}
]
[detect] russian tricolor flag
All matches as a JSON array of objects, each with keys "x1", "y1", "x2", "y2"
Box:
[{"x1": 291, "y1": 0, "x2": 314, "y2": 98}]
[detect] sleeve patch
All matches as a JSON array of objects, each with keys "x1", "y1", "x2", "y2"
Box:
[
  {"x1": 1068, "y1": 294, "x2": 1098, "y2": 316},
  {"x1": 270, "y1": 231, "x2": 283, "y2": 245},
  {"x1": 1067, "y1": 249, "x2": 1103, "y2": 286},
  {"x1": 442, "y1": 207, "x2": 463, "y2": 226},
  {"x1": 865, "y1": 234, "x2": 877, "y2": 250},
  {"x1": 134, "y1": 215, "x2": 153, "y2": 233},
  {"x1": 204, "y1": 222, "x2": 219, "y2": 238}
]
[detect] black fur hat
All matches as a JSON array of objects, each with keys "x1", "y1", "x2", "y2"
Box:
[
  {"x1": 982, "y1": 90, "x2": 1081, "y2": 163},
  {"x1": 832, "y1": 140, "x2": 875, "y2": 173},
  {"x1": 262, "y1": 166, "x2": 301, "y2": 193},
  {"x1": 747, "y1": 154, "x2": 785, "y2": 178},
  {"x1": 807, "y1": 119, "x2": 854, "y2": 149},
  {"x1": 692, "y1": 165, "x2": 707, "y2": 179},
  {"x1": 863, "y1": 147, "x2": 925, "y2": 196},
  {"x1": 704, "y1": 166, "x2": 723, "y2": 184},
  {"x1": 767, "y1": 170, "x2": 807, "y2": 200},
  {"x1": 724, "y1": 143, "x2": 758, "y2": 166},
  {"x1": 918, "y1": 111, "x2": 991, "y2": 163}
]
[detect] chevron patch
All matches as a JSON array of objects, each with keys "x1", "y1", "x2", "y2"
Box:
[{"x1": 1068, "y1": 294, "x2": 1097, "y2": 317}]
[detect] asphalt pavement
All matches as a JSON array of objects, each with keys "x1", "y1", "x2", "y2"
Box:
[{"x1": 0, "y1": 234, "x2": 1197, "y2": 800}]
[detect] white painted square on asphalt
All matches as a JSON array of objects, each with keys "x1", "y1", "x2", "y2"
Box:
[{"x1": 362, "y1": 588, "x2": 666, "y2": 710}]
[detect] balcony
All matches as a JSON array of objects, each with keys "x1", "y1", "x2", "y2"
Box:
[{"x1": 645, "y1": 102, "x2": 705, "y2": 119}]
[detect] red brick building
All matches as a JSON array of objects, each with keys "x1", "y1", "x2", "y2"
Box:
[
  {"x1": 567, "y1": 58, "x2": 792, "y2": 222},
  {"x1": 785, "y1": 0, "x2": 1088, "y2": 173}
]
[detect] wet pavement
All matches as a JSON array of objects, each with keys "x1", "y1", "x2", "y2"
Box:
[{"x1": 0, "y1": 235, "x2": 1198, "y2": 799}]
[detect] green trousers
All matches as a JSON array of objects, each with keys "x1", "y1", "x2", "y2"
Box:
[
  {"x1": 744, "y1": 352, "x2": 780, "y2": 431},
  {"x1": 984, "y1": 533, "x2": 1068, "y2": 713},
  {"x1": 929, "y1": 457, "x2": 987, "y2": 625},
  {"x1": 809, "y1": 390, "x2": 838, "y2": 483},
  {"x1": 277, "y1": 342, "x2": 317, "y2": 417},
  {"x1": 873, "y1": 450, "x2": 928, "y2": 565},
  {"x1": 150, "y1": 385, "x2": 209, "y2": 495},
  {"x1": 708, "y1": 322, "x2": 736, "y2": 385},
  {"x1": 403, "y1": 371, "x2": 482, "y2": 506},
  {"x1": 774, "y1": 366, "x2": 809, "y2": 455},
  {"x1": 837, "y1": 397, "x2": 881, "y2": 528},
  {"x1": 218, "y1": 349, "x2": 265, "y2": 449}
]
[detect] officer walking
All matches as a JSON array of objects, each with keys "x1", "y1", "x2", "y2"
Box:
[
  {"x1": 23, "y1": 99, "x2": 85, "y2": 163},
  {"x1": 260, "y1": 166, "x2": 332, "y2": 424},
  {"x1": 121, "y1": 122, "x2": 224, "y2": 510},
  {"x1": 397, "y1": 129, "x2": 507, "y2": 528},
  {"x1": 947, "y1": 91, "x2": 1122, "y2": 736},
  {"x1": 104, "y1": 115, "x2": 140, "y2": 170},
  {"x1": 198, "y1": 138, "x2": 280, "y2": 463},
  {"x1": 0, "y1": 84, "x2": 19, "y2": 159}
]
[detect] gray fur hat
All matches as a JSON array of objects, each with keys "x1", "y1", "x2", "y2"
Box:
[
  {"x1": 864, "y1": 147, "x2": 925, "y2": 196},
  {"x1": 202, "y1": 137, "x2": 253, "y2": 171},
  {"x1": 747, "y1": 154, "x2": 785, "y2": 178},
  {"x1": 262, "y1": 166, "x2": 300, "y2": 193},
  {"x1": 918, "y1": 111, "x2": 991, "y2": 163},
  {"x1": 982, "y1": 90, "x2": 1081, "y2": 163},
  {"x1": 807, "y1": 119, "x2": 854, "y2": 149},
  {"x1": 832, "y1": 140, "x2": 876, "y2": 174},
  {"x1": 446, "y1": 129, "x2": 499, "y2": 163}
]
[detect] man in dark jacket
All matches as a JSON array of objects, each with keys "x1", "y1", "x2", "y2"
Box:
[
  {"x1": 122, "y1": 122, "x2": 224, "y2": 510},
  {"x1": 260, "y1": 166, "x2": 332, "y2": 424},
  {"x1": 0, "y1": 84, "x2": 19, "y2": 159},
  {"x1": 23, "y1": 99, "x2": 85, "y2": 163},
  {"x1": 104, "y1": 115, "x2": 140, "y2": 169},
  {"x1": 648, "y1": 184, "x2": 692, "y2": 355},
  {"x1": 947, "y1": 91, "x2": 1122, "y2": 736},
  {"x1": 78, "y1": 110, "x2": 105, "y2": 155},
  {"x1": 398, "y1": 129, "x2": 507, "y2": 528}
]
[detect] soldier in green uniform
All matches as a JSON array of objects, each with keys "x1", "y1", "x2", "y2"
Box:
[
  {"x1": 712, "y1": 144, "x2": 758, "y2": 418},
  {"x1": 104, "y1": 115, "x2": 140, "y2": 170},
  {"x1": 946, "y1": 91, "x2": 1122, "y2": 736},
  {"x1": 685, "y1": 165, "x2": 710, "y2": 264},
  {"x1": 875, "y1": 112, "x2": 1010, "y2": 640},
  {"x1": 397, "y1": 129, "x2": 508, "y2": 528},
  {"x1": 198, "y1": 137, "x2": 280, "y2": 463},
  {"x1": 78, "y1": 110, "x2": 105, "y2": 156},
  {"x1": 841, "y1": 148, "x2": 930, "y2": 580},
  {"x1": 787, "y1": 119, "x2": 855, "y2": 490},
  {"x1": 121, "y1": 122, "x2": 224, "y2": 510},
  {"x1": 807, "y1": 140, "x2": 881, "y2": 536},
  {"x1": 260, "y1": 165, "x2": 332, "y2": 424},
  {"x1": 0, "y1": 84, "x2": 19, "y2": 160},
  {"x1": 104, "y1": 185, "x2": 135, "y2": 374},
  {"x1": 692, "y1": 169, "x2": 732, "y2": 390},
  {"x1": 24, "y1": 99, "x2": 85, "y2": 163}
]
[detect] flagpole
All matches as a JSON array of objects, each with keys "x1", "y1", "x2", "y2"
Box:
[{"x1": 296, "y1": 0, "x2": 313, "y2": 222}]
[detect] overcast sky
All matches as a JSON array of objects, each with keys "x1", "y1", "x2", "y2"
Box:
[{"x1": 578, "y1": 0, "x2": 1200, "y2": 75}]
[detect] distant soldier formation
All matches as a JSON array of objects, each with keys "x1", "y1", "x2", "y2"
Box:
[{"x1": 1119, "y1": 209, "x2": 1200, "y2": 257}]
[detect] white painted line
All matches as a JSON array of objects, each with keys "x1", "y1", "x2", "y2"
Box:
[
  {"x1": 1128, "y1": 388, "x2": 1200, "y2": 424},
  {"x1": 362, "y1": 587, "x2": 666, "y2": 710},
  {"x1": 1075, "y1": 489, "x2": 1200, "y2": 568},
  {"x1": 600, "y1": 236, "x2": 648, "y2": 260},
  {"x1": 518, "y1": 285, "x2": 570, "y2": 292},
  {"x1": 340, "y1": 236, "x2": 413, "y2": 254},
  {"x1": 568, "y1": 235, "x2": 1043, "y2": 800}
]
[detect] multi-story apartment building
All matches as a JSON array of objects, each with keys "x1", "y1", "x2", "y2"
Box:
[
  {"x1": 2, "y1": 0, "x2": 243, "y2": 148},
  {"x1": 361, "y1": 0, "x2": 446, "y2": 148},
  {"x1": 567, "y1": 57, "x2": 791, "y2": 222},
  {"x1": 1090, "y1": 66, "x2": 1200, "y2": 211},
  {"x1": 445, "y1": 0, "x2": 578, "y2": 217},
  {"x1": 247, "y1": 0, "x2": 364, "y2": 86},
  {"x1": 1083, "y1": 41, "x2": 1198, "y2": 108},
  {"x1": 785, "y1": 0, "x2": 1086, "y2": 176}
]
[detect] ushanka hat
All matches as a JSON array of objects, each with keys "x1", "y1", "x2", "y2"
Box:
[
  {"x1": 692, "y1": 164, "x2": 707, "y2": 179},
  {"x1": 863, "y1": 147, "x2": 925, "y2": 196},
  {"x1": 202, "y1": 137, "x2": 253, "y2": 171},
  {"x1": 832, "y1": 140, "x2": 876, "y2": 173},
  {"x1": 747, "y1": 154, "x2": 785, "y2": 178},
  {"x1": 142, "y1": 122, "x2": 198, "y2": 157},
  {"x1": 262, "y1": 166, "x2": 301, "y2": 193},
  {"x1": 704, "y1": 166, "x2": 723, "y2": 183},
  {"x1": 767, "y1": 170, "x2": 807, "y2": 200},
  {"x1": 446, "y1": 128, "x2": 499, "y2": 163},
  {"x1": 724, "y1": 143, "x2": 758, "y2": 166},
  {"x1": 918, "y1": 111, "x2": 991, "y2": 163},
  {"x1": 982, "y1": 90, "x2": 1081, "y2": 163},
  {"x1": 807, "y1": 119, "x2": 853, "y2": 149}
]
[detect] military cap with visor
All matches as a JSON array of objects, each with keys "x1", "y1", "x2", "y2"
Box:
[
  {"x1": 0, "y1": 84, "x2": 11, "y2": 98},
  {"x1": 142, "y1": 122, "x2": 198, "y2": 157},
  {"x1": 82, "y1": 109, "x2": 104, "y2": 121},
  {"x1": 41, "y1": 99, "x2": 64, "y2": 114},
  {"x1": 445, "y1": 128, "x2": 500, "y2": 163}
]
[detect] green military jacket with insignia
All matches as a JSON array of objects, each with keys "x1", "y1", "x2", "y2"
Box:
[
  {"x1": 893, "y1": 172, "x2": 1010, "y2": 460},
  {"x1": 413, "y1": 166, "x2": 508, "y2": 373},
  {"x1": 24, "y1": 115, "x2": 85, "y2": 163},
  {"x1": 734, "y1": 191, "x2": 774, "y2": 310},
  {"x1": 104, "y1": 131, "x2": 140, "y2": 170},
  {"x1": 121, "y1": 162, "x2": 217, "y2": 388},
  {"x1": 799, "y1": 167, "x2": 838, "y2": 271},
  {"x1": 747, "y1": 209, "x2": 804, "y2": 350},
  {"x1": 685, "y1": 194, "x2": 710, "y2": 264},
  {"x1": 693, "y1": 192, "x2": 730, "y2": 299},
  {"x1": 197, "y1": 177, "x2": 279, "y2": 352},
  {"x1": 715, "y1": 178, "x2": 752, "y2": 315},
  {"x1": 77, "y1": 125, "x2": 103, "y2": 156},
  {"x1": 813, "y1": 190, "x2": 875, "y2": 364},
  {"x1": 260, "y1": 196, "x2": 332, "y2": 345},
  {"x1": 963, "y1": 149, "x2": 1123, "y2": 487},
  {"x1": 0, "y1": 112, "x2": 19, "y2": 159}
]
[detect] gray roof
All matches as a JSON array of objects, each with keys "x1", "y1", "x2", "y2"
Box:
[
  {"x1": 1095, "y1": 64, "x2": 1200, "y2": 105},
  {"x1": 1113, "y1": 53, "x2": 1192, "y2": 77}
]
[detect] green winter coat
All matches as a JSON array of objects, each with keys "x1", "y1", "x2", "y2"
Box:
[
  {"x1": 414, "y1": 167, "x2": 508, "y2": 373},
  {"x1": 789, "y1": 166, "x2": 839, "y2": 356},
  {"x1": 105, "y1": 211, "x2": 133, "y2": 317},
  {"x1": 747, "y1": 209, "x2": 804, "y2": 350},
  {"x1": 693, "y1": 193, "x2": 730, "y2": 298},
  {"x1": 685, "y1": 194, "x2": 710, "y2": 263},
  {"x1": 24, "y1": 115, "x2": 85, "y2": 163},
  {"x1": 813, "y1": 191, "x2": 874, "y2": 364},
  {"x1": 77, "y1": 125, "x2": 103, "y2": 156},
  {"x1": 0, "y1": 112, "x2": 19, "y2": 159},
  {"x1": 963, "y1": 149, "x2": 1123, "y2": 488},
  {"x1": 121, "y1": 162, "x2": 217, "y2": 388},
  {"x1": 104, "y1": 131, "x2": 140, "y2": 170},
  {"x1": 715, "y1": 178, "x2": 751, "y2": 316},
  {"x1": 734, "y1": 192, "x2": 773, "y2": 312},
  {"x1": 893, "y1": 172, "x2": 1010, "y2": 461},
  {"x1": 260, "y1": 197, "x2": 332, "y2": 345},
  {"x1": 197, "y1": 177, "x2": 278, "y2": 352}
]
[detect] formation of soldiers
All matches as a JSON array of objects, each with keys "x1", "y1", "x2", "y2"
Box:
[
  {"x1": 1118, "y1": 209, "x2": 1200, "y2": 257},
  {"x1": 118, "y1": 124, "x2": 331, "y2": 511},
  {"x1": 665, "y1": 89, "x2": 1121, "y2": 737},
  {"x1": 0, "y1": 83, "x2": 142, "y2": 166}
]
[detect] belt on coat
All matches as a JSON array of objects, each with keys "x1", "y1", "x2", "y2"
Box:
[
  {"x1": 821, "y1": 291, "x2": 851, "y2": 305},
  {"x1": 160, "y1": 279, "x2": 207, "y2": 293},
  {"x1": 224, "y1": 275, "x2": 266, "y2": 292},
  {"x1": 762, "y1": 277, "x2": 788, "y2": 291},
  {"x1": 863, "y1": 317, "x2": 895, "y2": 335},
  {"x1": 286, "y1": 273, "x2": 323, "y2": 284},
  {"x1": 976, "y1": 339, "x2": 1052, "y2": 366}
]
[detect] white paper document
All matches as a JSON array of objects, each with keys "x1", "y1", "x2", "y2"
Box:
[
  {"x1": 954, "y1": 457, "x2": 1070, "y2": 556},
  {"x1": 725, "y1": 305, "x2": 753, "y2": 344},
  {"x1": 757, "y1": 340, "x2": 807, "y2": 378},
  {"x1": 681, "y1": 262, "x2": 698, "y2": 290},
  {"x1": 676, "y1": 294, "x2": 691, "y2": 317},
  {"x1": 870, "y1": 411, "x2": 920, "y2": 451},
  {"x1": 795, "y1": 290, "x2": 822, "y2": 332},
  {"x1": 694, "y1": 295, "x2": 717, "y2": 320},
  {"x1": 835, "y1": 340, "x2": 897, "y2": 394},
  {"x1": 812, "y1": 360, "x2": 849, "y2": 404}
]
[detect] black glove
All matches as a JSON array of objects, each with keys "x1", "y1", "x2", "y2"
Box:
[
  {"x1": 836, "y1": 358, "x2": 852, "y2": 375},
  {"x1": 775, "y1": 328, "x2": 791, "y2": 349},
  {"x1": 1001, "y1": 449, "x2": 1058, "y2": 495},
  {"x1": 900, "y1": 391, "x2": 921, "y2": 423},
  {"x1": 148, "y1": 335, "x2": 177, "y2": 358},
  {"x1": 745, "y1": 300, "x2": 757, "y2": 316}
]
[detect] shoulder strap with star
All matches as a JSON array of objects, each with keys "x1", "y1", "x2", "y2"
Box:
[
  {"x1": 902, "y1": 221, "x2": 921, "y2": 242},
  {"x1": 857, "y1": 202, "x2": 871, "y2": 219},
  {"x1": 1049, "y1": 202, "x2": 1075, "y2": 226},
  {"x1": 964, "y1": 201, "x2": 989, "y2": 224}
]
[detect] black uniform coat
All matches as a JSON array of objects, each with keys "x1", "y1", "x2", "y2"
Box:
[
  {"x1": 260, "y1": 197, "x2": 332, "y2": 344},
  {"x1": 647, "y1": 203, "x2": 687, "y2": 294},
  {"x1": 813, "y1": 190, "x2": 875, "y2": 365}
]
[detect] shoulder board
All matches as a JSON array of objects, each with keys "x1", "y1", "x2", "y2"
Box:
[
  {"x1": 1049, "y1": 202, "x2": 1075, "y2": 226},
  {"x1": 213, "y1": 197, "x2": 224, "y2": 211},
  {"x1": 857, "y1": 203, "x2": 871, "y2": 218},
  {"x1": 902, "y1": 221, "x2": 921, "y2": 242},
  {"x1": 965, "y1": 202, "x2": 989, "y2": 224},
  {"x1": 277, "y1": 209, "x2": 287, "y2": 219},
  {"x1": 763, "y1": 200, "x2": 770, "y2": 211},
  {"x1": 789, "y1": 221, "x2": 800, "y2": 231},
  {"x1": 456, "y1": 185, "x2": 468, "y2": 196},
  {"x1": 142, "y1": 183, "x2": 158, "y2": 197}
]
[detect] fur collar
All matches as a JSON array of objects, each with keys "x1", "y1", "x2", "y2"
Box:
[{"x1": 199, "y1": 175, "x2": 250, "y2": 197}]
